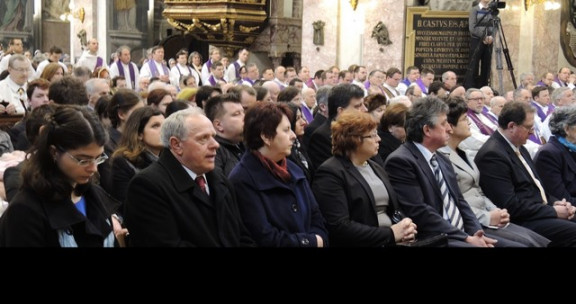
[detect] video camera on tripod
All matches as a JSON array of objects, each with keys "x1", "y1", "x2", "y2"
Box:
[{"x1": 487, "y1": 0, "x2": 506, "y2": 15}]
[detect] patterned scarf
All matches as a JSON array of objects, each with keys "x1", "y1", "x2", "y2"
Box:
[{"x1": 252, "y1": 150, "x2": 291, "y2": 183}]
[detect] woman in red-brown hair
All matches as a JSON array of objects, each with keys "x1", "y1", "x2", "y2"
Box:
[
  {"x1": 312, "y1": 110, "x2": 417, "y2": 247},
  {"x1": 228, "y1": 102, "x2": 328, "y2": 247},
  {"x1": 39, "y1": 62, "x2": 65, "y2": 83}
]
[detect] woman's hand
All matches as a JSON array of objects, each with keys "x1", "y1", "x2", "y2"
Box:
[
  {"x1": 391, "y1": 217, "x2": 417, "y2": 243},
  {"x1": 111, "y1": 214, "x2": 129, "y2": 247}
]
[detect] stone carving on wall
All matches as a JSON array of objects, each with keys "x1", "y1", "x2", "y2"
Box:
[
  {"x1": 0, "y1": 0, "x2": 33, "y2": 32},
  {"x1": 312, "y1": 20, "x2": 325, "y2": 45},
  {"x1": 371, "y1": 21, "x2": 392, "y2": 46},
  {"x1": 43, "y1": 0, "x2": 70, "y2": 21},
  {"x1": 561, "y1": 0, "x2": 576, "y2": 65}
]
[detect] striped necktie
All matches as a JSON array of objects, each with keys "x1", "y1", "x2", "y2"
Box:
[{"x1": 430, "y1": 154, "x2": 464, "y2": 230}]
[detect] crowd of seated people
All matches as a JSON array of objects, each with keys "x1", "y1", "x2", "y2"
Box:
[{"x1": 2, "y1": 36, "x2": 576, "y2": 247}]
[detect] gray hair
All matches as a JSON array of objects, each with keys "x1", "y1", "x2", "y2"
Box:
[
  {"x1": 8, "y1": 54, "x2": 26, "y2": 68},
  {"x1": 117, "y1": 45, "x2": 131, "y2": 55},
  {"x1": 405, "y1": 96, "x2": 448, "y2": 143},
  {"x1": 465, "y1": 88, "x2": 483, "y2": 100},
  {"x1": 490, "y1": 96, "x2": 506, "y2": 107},
  {"x1": 551, "y1": 87, "x2": 572, "y2": 106},
  {"x1": 549, "y1": 106, "x2": 576, "y2": 137},
  {"x1": 316, "y1": 85, "x2": 332, "y2": 106},
  {"x1": 519, "y1": 72, "x2": 534, "y2": 83},
  {"x1": 85, "y1": 78, "x2": 109, "y2": 96},
  {"x1": 161, "y1": 107, "x2": 205, "y2": 148}
]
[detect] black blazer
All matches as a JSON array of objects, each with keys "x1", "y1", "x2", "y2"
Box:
[
  {"x1": 385, "y1": 142, "x2": 482, "y2": 241},
  {"x1": 110, "y1": 152, "x2": 157, "y2": 207},
  {"x1": 312, "y1": 156, "x2": 399, "y2": 247},
  {"x1": 124, "y1": 148, "x2": 254, "y2": 247},
  {"x1": 475, "y1": 131, "x2": 558, "y2": 223},
  {"x1": 534, "y1": 136, "x2": 576, "y2": 204},
  {"x1": 303, "y1": 113, "x2": 326, "y2": 149},
  {"x1": 376, "y1": 129, "x2": 403, "y2": 165},
  {"x1": 0, "y1": 184, "x2": 119, "y2": 247},
  {"x1": 214, "y1": 135, "x2": 244, "y2": 177},
  {"x1": 307, "y1": 120, "x2": 332, "y2": 172}
]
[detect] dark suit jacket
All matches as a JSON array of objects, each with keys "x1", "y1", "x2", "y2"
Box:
[
  {"x1": 3, "y1": 162, "x2": 22, "y2": 203},
  {"x1": 110, "y1": 152, "x2": 157, "y2": 207},
  {"x1": 303, "y1": 113, "x2": 327, "y2": 149},
  {"x1": 385, "y1": 142, "x2": 482, "y2": 241},
  {"x1": 312, "y1": 156, "x2": 398, "y2": 247},
  {"x1": 228, "y1": 152, "x2": 327, "y2": 247},
  {"x1": 475, "y1": 131, "x2": 558, "y2": 223},
  {"x1": 307, "y1": 119, "x2": 332, "y2": 171},
  {"x1": 534, "y1": 136, "x2": 576, "y2": 204},
  {"x1": 0, "y1": 185, "x2": 118, "y2": 247},
  {"x1": 125, "y1": 148, "x2": 253, "y2": 247},
  {"x1": 214, "y1": 135, "x2": 244, "y2": 177},
  {"x1": 375, "y1": 129, "x2": 403, "y2": 167}
]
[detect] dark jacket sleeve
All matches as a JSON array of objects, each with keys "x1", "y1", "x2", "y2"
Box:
[
  {"x1": 307, "y1": 126, "x2": 332, "y2": 170},
  {"x1": 534, "y1": 145, "x2": 576, "y2": 204},
  {"x1": 0, "y1": 193, "x2": 50, "y2": 247},
  {"x1": 125, "y1": 173, "x2": 195, "y2": 247},
  {"x1": 110, "y1": 157, "x2": 135, "y2": 205},
  {"x1": 385, "y1": 154, "x2": 470, "y2": 241},
  {"x1": 312, "y1": 163, "x2": 396, "y2": 247},
  {"x1": 476, "y1": 148, "x2": 558, "y2": 222},
  {"x1": 3, "y1": 164, "x2": 21, "y2": 203},
  {"x1": 229, "y1": 167, "x2": 321, "y2": 247}
]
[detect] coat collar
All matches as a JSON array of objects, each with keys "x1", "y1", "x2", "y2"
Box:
[
  {"x1": 40, "y1": 185, "x2": 114, "y2": 238},
  {"x1": 492, "y1": 131, "x2": 538, "y2": 179},
  {"x1": 438, "y1": 146, "x2": 478, "y2": 184},
  {"x1": 549, "y1": 136, "x2": 576, "y2": 172},
  {"x1": 239, "y1": 151, "x2": 306, "y2": 191},
  {"x1": 405, "y1": 142, "x2": 441, "y2": 198},
  {"x1": 157, "y1": 148, "x2": 225, "y2": 207},
  {"x1": 335, "y1": 155, "x2": 400, "y2": 211}
]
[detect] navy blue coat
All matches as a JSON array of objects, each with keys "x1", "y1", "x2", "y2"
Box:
[
  {"x1": 228, "y1": 151, "x2": 328, "y2": 247},
  {"x1": 534, "y1": 136, "x2": 576, "y2": 204}
]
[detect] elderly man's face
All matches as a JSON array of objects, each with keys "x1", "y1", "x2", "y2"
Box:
[{"x1": 174, "y1": 115, "x2": 220, "y2": 175}]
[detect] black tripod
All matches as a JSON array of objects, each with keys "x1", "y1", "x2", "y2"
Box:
[
  {"x1": 492, "y1": 15, "x2": 517, "y2": 93},
  {"x1": 464, "y1": 8, "x2": 516, "y2": 92}
]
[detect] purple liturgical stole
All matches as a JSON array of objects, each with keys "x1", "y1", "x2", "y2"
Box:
[
  {"x1": 148, "y1": 60, "x2": 170, "y2": 78},
  {"x1": 117, "y1": 61, "x2": 136, "y2": 88},
  {"x1": 467, "y1": 109, "x2": 494, "y2": 136}
]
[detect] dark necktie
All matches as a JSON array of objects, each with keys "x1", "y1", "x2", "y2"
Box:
[
  {"x1": 430, "y1": 155, "x2": 464, "y2": 230},
  {"x1": 195, "y1": 175, "x2": 207, "y2": 195}
]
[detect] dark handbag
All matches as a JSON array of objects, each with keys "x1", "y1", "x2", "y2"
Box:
[
  {"x1": 391, "y1": 210, "x2": 448, "y2": 247},
  {"x1": 396, "y1": 233, "x2": 448, "y2": 247}
]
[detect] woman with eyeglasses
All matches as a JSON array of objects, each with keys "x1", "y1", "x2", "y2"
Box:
[
  {"x1": 311, "y1": 110, "x2": 417, "y2": 247},
  {"x1": 0, "y1": 105, "x2": 123, "y2": 247}
]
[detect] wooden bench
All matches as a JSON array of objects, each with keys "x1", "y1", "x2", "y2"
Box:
[{"x1": 0, "y1": 115, "x2": 24, "y2": 132}]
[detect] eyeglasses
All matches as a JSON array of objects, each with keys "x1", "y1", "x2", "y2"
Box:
[
  {"x1": 62, "y1": 150, "x2": 108, "y2": 166},
  {"x1": 361, "y1": 132, "x2": 380, "y2": 140},
  {"x1": 10, "y1": 67, "x2": 29, "y2": 73},
  {"x1": 468, "y1": 97, "x2": 485, "y2": 101},
  {"x1": 518, "y1": 124, "x2": 534, "y2": 132}
]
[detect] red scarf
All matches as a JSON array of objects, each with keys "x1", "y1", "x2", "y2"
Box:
[{"x1": 252, "y1": 150, "x2": 291, "y2": 183}]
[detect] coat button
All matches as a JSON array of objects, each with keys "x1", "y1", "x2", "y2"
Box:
[
  {"x1": 301, "y1": 238, "x2": 309, "y2": 245},
  {"x1": 292, "y1": 204, "x2": 298, "y2": 212}
]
